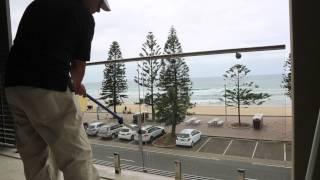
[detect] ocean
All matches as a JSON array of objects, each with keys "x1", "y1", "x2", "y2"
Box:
[{"x1": 84, "y1": 74, "x2": 291, "y2": 107}]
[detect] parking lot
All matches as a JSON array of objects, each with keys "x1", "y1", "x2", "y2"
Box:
[
  {"x1": 84, "y1": 112, "x2": 292, "y2": 162},
  {"x1": 88, "y1": 135, "x2": 291, "y2": 162}
]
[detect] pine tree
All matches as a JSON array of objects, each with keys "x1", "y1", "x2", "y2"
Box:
[
  {"x1": 281, "y1": 54, "x2": 292, "y2": 98},
  {"x1": 156, "y1": 27, "x2": 193, "y2": 137},
  {"x1": 222, "y1": 64, "x2": 270, "y2": 125},
  {"x1": 100, "y1": 41, "x2": 128, "y2": 113},
  {"x1": 134, "y1": 32, "x2": 162, "y2": 121}
]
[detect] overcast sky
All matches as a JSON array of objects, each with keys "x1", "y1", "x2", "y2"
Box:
[{"x1": 9, "y1": 0, "x2": 290, "y2": 82}]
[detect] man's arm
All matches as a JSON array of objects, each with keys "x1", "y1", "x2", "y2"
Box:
[{"x1": 70, "y1": 60, "x2": 86, "y2": 96}]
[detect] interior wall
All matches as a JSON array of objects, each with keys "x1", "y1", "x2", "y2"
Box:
[
  {"x1": 291, "y1": 0, "x2": 320, "y2": 179},
  {"x1": 0, "y1": 0, "x2": 11, "y2": 57},
  {"x1": 0, "y1": 0, "x2": 15, "y2": 147}
]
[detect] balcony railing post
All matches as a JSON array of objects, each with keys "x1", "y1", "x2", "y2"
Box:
[
  {"x1": 114, "y1": 153, "x2": 121, "y2": 174},
  {"x1": 237, "y1": 168, "x2": 246, "y2": 180},
  {"x1": 174, "y1": 160, "x2": 182, "y2": 180}
]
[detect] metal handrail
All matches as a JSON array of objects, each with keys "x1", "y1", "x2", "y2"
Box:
[{"x1": 87, "y1": 45, "x2": 285, "y2": 66}]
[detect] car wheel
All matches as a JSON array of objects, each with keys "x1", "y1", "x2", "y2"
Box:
[{"x1": 161, "y1": 130, "x2": 165, "y2": 135}]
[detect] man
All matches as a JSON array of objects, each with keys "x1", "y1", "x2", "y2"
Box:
[{"x1": 4, "y1": 0, "x2": 111, "y2": 179}]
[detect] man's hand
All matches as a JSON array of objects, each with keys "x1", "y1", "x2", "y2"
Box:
[
  {"x1": 73, "y1": 82, "x2": 86, "y2": 96},
  {"x1": 71, "y1": 60, "x2": 86, "y2": 96}
]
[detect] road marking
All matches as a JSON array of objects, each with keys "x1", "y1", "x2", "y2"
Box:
[
  {"x1": 252, "y1": 141, "x2": 259, "y2": 159},
  {"x1": 196, "y1": 137, "x2": 212, "y2": 152},
  {"x1": 284, "y1": 143, "x2": 287, "y2": 161},
  {"x1": 223, "y1": 139, "x2": 233, "y2": 156},
  {"x1": 91, "y1": 142, "x2": 220, "y2": 161},
  {"x1": 107, "y1": 156, "x2": 135, "y2": 163},
  {"x1": 94, "y1": 159, "x2": 108, "y2": 164},
  {"x1": 251, "y1": 162, "x2": 292, "y2": 169}
]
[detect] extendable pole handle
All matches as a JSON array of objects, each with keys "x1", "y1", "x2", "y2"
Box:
[{"x1": 85, "y1": 94, "x2": 133, "y2": 130}]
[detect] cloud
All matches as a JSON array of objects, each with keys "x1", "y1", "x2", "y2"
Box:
[{"x1": 9, "y1": 0, "x2": 290, "y2": 82}]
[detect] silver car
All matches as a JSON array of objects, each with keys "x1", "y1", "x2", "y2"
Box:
[
  {"x1": 134, "y1": 125, "x2": 165, "y2": 143},
  {"x1": 85, "y1": 122, "x2": 105, "y2": 136},
  {"x1": 97, "y1": 123, "x2": 123, "y2": 139}
]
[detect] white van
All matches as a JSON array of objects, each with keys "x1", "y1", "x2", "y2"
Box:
[{"x1": 97, "y1": 123, "x2": 123, "y2": 139}]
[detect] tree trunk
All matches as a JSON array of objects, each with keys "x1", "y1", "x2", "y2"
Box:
[
  {"x1": 151, "y1": 102, "x2": 155, "y2": 122},
  {"x1": 113, "y1": 82, "x2": 117, "y2": 113},
  {"x1": 113, "y1": 63, "x2": 117, "y2": 113},
  {"x1": 150, "y1": 60, "x2": 155, "y2": 122},
  {"x1": 171, "y1": 123, "x2": 176, "y2": 137},
  {"x1": 172, "y1": 61, "x2": 178, "y2": 137},
  {"x1": 237, "y1": 102, "x2": 241, "y2": 125},
  {"x1": 113, "y1": 104, "x2": 116, "y2": 113},
  {"x1": 151, "y1": 85, "x2": 155, "y2": 121},
  {"x1": 237, "y1": 69, "x2": 241, "y2": 125},
  {"x1": 113, "y1": 86, "x2": 117, "y2": 113}
]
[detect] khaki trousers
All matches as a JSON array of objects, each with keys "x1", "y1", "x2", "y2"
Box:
[{"x1": 5, "y1": 86, "x2": 99, "y2": 180}]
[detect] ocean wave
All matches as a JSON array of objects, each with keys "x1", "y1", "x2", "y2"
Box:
[
  {"x1": 191, "y1": 88, "x2": 211, "y2": 91},
  {"x1": 85, "y1": 74, "x2": 291, "y2": 106}
]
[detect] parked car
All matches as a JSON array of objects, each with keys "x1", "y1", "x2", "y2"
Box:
[
  {"x1": 86, "y1": 122, "x2": 105, "y2": 136},
  {"x1": 97, "y1": 123, "x2": 123, "y2": 139},
  {"x1": 176, "y1": 129, "x2": 202, "y2": 147},
  {"x1": 118, "y1": 124, "x2": 138, "y2": 140},
  {"x1": 134, "y1": 125, "x2": 165, "y2": 143}
]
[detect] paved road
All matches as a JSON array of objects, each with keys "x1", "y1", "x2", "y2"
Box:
[{"x1": 91, "y1": 143, "x2": 291, "y2": 180}]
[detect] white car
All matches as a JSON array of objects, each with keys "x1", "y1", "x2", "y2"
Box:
[
  {"x1": 86, "y1": 122, "x2": 105, "y2": 136},
  {"x1": 176, "y1": 129, "x2": 202, "y2": 147},
  {"x1": 134, "y1": 125, "x2": 165, "y2": 143},
  {"x1": 118, "y1": 124, "x2": 138, "y2": 140}
]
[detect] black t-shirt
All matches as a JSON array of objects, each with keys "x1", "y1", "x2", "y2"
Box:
[{"x1": 5, "y1": 0, "x2": 95, "y2": 91}]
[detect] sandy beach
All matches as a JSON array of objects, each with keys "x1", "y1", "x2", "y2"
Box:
[
  {"x1": 83, "y1": 102, "x2": 293, "y2": 141},
  {"x1": 86, "y1": 101, "x2": 292, "y2": 117}
]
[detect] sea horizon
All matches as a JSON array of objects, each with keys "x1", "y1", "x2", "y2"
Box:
[{"x1": 84, "y1": 74, "x2": 292, "y2": 107}]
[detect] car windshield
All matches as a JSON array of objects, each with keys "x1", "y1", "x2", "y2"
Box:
[
  {"x1": 177, "y1": 134, "x2": 190, "y2": 138},
  {"x1": 120, "y1": 128, "x2": 129, "y2": 132}
]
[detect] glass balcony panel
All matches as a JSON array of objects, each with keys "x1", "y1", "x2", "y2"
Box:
[{"x1": 83, "y1": 49, "x2": 291, "y2": 180}]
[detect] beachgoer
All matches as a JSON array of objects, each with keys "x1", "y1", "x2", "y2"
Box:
[{"x1": 4, "y1": 0, "x2": 111, "y2": 180}]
